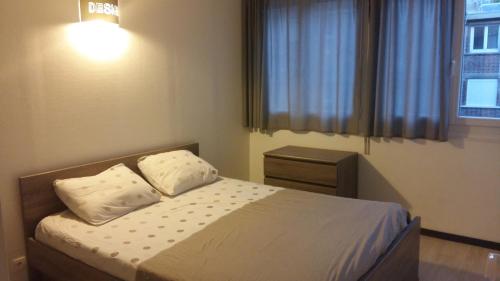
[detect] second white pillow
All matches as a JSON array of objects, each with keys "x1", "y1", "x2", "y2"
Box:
[{"x1": 138, "y1": 150, "x2": 218, "y2": 196}]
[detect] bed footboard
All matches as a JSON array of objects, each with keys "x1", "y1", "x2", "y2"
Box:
[{"x1": 359, "y1": 217, "x2": 421, "y2": 281}]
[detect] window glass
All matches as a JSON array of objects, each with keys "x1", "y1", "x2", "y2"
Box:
[
  {"x1": 459, "y1": 0, "x2": 500, "y2": 119},
  {"x1": 473, "y1": 26, "x2": 484, "y2": 49},
  {"x1": 465, "y1": 79, "x2": 498, "y2": 107},
  {"x1": 487, "y1": 25, "x2": 498, "y2": 49}
]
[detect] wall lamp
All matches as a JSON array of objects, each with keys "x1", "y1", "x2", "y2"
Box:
[
  {"x1": 69, "y1": 0, "x2": 128, "y2": 61},
  {"x1": 79, "y1": 0, "x2": 119, "y2": 25}
]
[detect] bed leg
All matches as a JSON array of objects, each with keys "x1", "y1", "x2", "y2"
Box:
[
  {"x1": 28, "y1": 266, "x2": 52, "y2": 281},
  {"x1": 28, "y1": 267, "x2": 41, "y2": 281},
  {"x1": 358, "y1": 217, "x2": 421, "y2": 281}
]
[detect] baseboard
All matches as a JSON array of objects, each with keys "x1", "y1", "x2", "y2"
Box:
[{"x1": 421, "y1": 228, "x2": 500, "y2": 251}]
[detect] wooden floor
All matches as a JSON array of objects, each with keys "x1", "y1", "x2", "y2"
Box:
[{"x1": 420, "y1": 235, "x2": 499, "y2": 281}]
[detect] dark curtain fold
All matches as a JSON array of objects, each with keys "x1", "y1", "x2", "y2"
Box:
[
  {"x1": 243, "y1": 0, "x2": 268, "y2": 129},
  {"x1": 373, "y1": 0, "x2": 454, "y2": 140},
  {"x1": 358, "y1": 0, "x2": 380, "y2": 137},
  {"x1": 243, "y1": 0, "x2": 455, "y2": 141}
]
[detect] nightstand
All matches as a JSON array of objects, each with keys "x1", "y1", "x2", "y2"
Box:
[{"x1": 264, "y1": 146, "x2": 358, "y2": 198}]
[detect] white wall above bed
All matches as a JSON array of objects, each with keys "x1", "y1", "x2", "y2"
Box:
[{"x1": 0, "y1": 1, "x2": 248, "y2": 280}]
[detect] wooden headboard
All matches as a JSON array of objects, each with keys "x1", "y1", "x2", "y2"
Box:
[{"x1": 19, "y1": 143, "x2": 199, "y2": 239}]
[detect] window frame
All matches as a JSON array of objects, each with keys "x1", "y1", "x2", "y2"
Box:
[
  {"x1": 469, "y1": 24, "x2": 500, "y2": 54},
  {"x1": 451, "y1": 0, "x2": 500, "y2": 127},
  {"x1": 462, "y1": 77, "x2": 500, "y2": 108}
]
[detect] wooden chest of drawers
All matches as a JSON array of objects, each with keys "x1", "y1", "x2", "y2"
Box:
[{"x1": 264, "y1": 146, "x2": 358, "y2": 198}]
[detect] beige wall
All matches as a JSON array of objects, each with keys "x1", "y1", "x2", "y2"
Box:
[
  {"x1": 0, "y1": 1, "x2": 248, "y2": 280},
  {"x1": 0, "y1": 203, "x2": 7, "y2": 280},
  {"x1": 250, "y1": 126, "x2": 500, "y2": 243},
  {"x1": 1, "y1": 1, "x2": 499, "y2": 281}
]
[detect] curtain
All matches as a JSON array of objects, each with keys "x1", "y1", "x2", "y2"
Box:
[
  {"x1": 243, "y1": 0, "x2": 454, "y2": 141},
  {"x1": 243, "y1": 0, "x2": 268, "y2": 129},
  {"x1": 373, "y1": 0, "x2": 454, "y2": 140},
  {"x1": 264, "y1": 0, "x2": 366, "y2": 134},
  {"x1": 244, "y1": 0, "x2": 371, "y2": 134}
]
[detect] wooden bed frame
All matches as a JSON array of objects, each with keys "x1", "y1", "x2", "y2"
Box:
[{"x1": 19, "y1": 142, "x2": 420, "y2": 281}]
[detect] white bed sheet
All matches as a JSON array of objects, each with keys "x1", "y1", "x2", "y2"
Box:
[{"x1": 36, "y1": 178, "x2": 281, "y2": 281}]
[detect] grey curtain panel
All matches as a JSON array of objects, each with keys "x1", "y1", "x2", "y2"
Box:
[
  {"x1": 244, "y1": 0, "x2": 370, "y2": 134},
  {"x1": 243, "y1": 0, "x2": 268, "y2": 129},
  {"x1": 264, "y1": 0, "x2": 366, "y2": 134},
  {"x1": 243, "y1": 0, "x2": 455, "y2": 141},
  {"x1": 373, "y1": 0, "x2": 454, "y2": 140}
]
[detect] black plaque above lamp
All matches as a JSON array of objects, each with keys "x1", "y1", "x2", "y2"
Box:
[{"x1": 79, "y1": 0, "x2": 119, "y2": 25}]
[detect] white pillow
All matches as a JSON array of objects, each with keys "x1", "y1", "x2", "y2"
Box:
[
  {"x1": 138, "y1": 150, "x2": 218, "y2": 196},
  {"x1": 54, "y1": 163, "x2": 161, "y2": 225}
]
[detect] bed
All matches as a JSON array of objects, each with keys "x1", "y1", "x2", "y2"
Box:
[{"x1": 19, "y1": 143, "x2": 421, "y2": 281}]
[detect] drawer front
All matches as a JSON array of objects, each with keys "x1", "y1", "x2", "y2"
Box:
[
  {"x1": 265, "y1": 177, "x2": 336, "y2": 195},
  {"x1": 264, "y1": 157, "x2": 337, "y2": 186}
]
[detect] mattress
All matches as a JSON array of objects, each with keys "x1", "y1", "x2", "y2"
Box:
[{"x1": 36, "y1": 177, "x2": 408, "y2": 281}]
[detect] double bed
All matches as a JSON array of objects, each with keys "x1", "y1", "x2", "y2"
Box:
[{"x1": 19, "y1": 143, "x2": 421, "y2": 281}]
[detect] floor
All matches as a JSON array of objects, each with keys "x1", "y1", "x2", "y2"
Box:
[{"x1": 420, "y1": 235, "x2": 499, "y2": 281}]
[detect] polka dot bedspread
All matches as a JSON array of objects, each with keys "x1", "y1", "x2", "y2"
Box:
[{"x1": 35, "y1": 177, "x2": 282, "y2": 281}]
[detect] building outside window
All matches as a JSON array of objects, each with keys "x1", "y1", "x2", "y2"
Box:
[{"x1": 460, "y1": 0, "x2": 500, "y2": 119}]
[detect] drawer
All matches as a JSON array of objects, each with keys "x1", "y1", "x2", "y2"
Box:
[
  {"x1": 264, "y1": 157, "x2": 337, "y2": 186},
  {"x1": 265, "y1": 177, "x2": 336, "y2": 195}
]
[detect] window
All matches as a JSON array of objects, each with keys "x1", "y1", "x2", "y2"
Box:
[
  {"x1": 469, "y1": 25, "x2": 500, "y2": 53},
  {"x1": 464, "y1": 79, "x2": 498, "y2": 107},
  {"x1": 245, "y1": 0, "x2": 453, "y2": 139},
  {"x1": 455, "y1": 0, "x2": 500, "y2": 121}
]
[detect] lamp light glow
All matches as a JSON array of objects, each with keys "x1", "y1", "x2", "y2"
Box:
[{"x1": 67, "y1": 20, "x2": 129, "y2": 61}]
